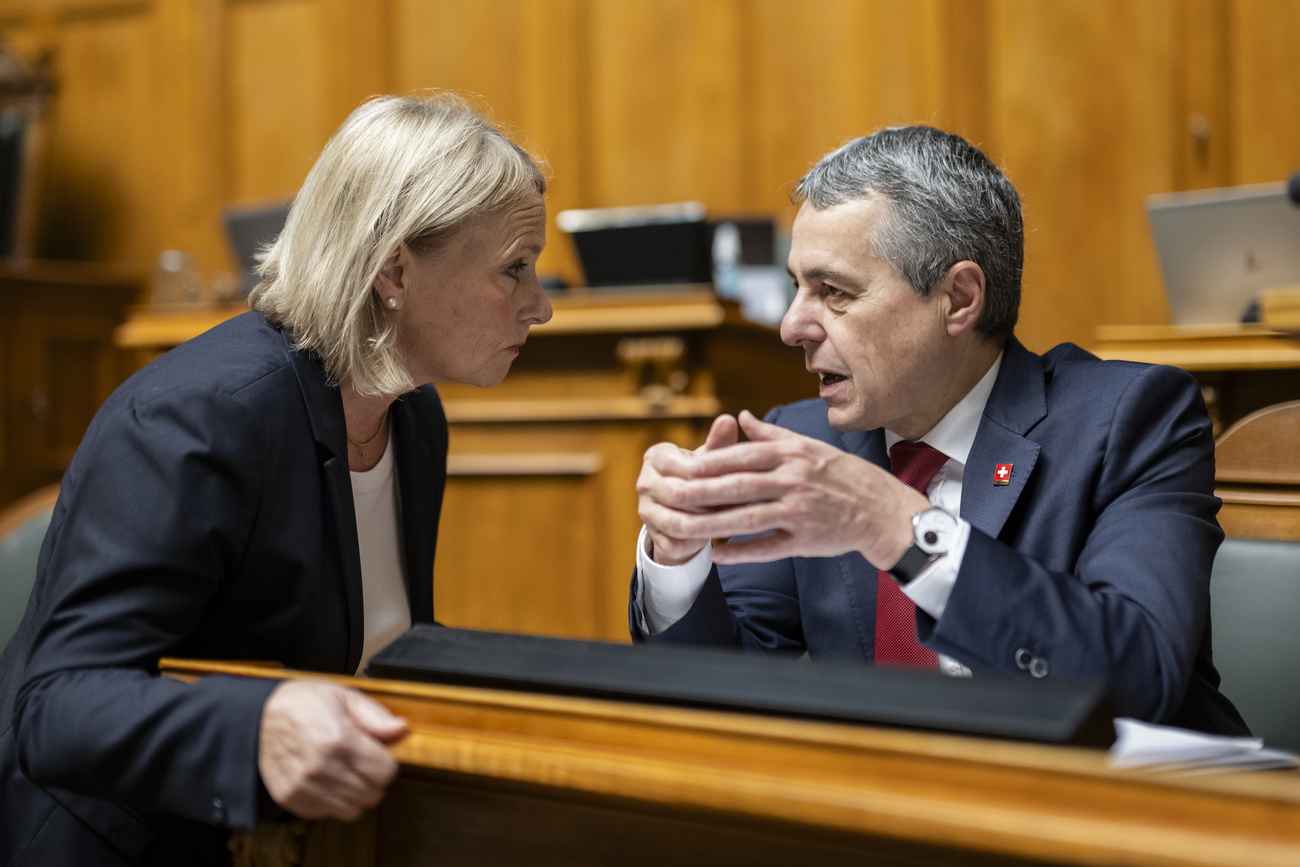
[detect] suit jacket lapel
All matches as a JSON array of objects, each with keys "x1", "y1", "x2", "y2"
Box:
[
  {"x1": 282, "y1": 328, "x2": 366, "y2": 674},
  {"x1": 391, "y1": 393, "x2": 440, "y2": 622},
  {"x1": 961, "y1": 338, "x2": 1047, "y2": 539}
]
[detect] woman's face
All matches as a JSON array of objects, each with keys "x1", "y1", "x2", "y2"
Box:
[{"x1": 384, "y1": 193, "x2": 552, "y2": 387}]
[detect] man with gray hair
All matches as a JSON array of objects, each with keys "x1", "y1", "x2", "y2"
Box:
[{"x1": 631, "y1": 126, "x2": 1248, "y2": 734}]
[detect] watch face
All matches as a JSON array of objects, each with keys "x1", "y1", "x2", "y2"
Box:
[{"x1": 914, "y1": 509, "x2": 958, "y2": 556}]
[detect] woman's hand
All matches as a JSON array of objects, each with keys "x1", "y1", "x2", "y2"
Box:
[{"x1": 258, "y1": 680, "x2": 409, "y2": 821}]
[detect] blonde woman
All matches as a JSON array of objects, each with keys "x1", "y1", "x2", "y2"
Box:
[{"x1": 1, "y1": 94, "x2": 551, "y2": 866}]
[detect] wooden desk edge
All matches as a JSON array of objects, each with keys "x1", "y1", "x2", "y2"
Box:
[
  {"x1": 115, "y1": 290, "x2": 745, "y2": 351},
  {"x1": 162, "y1": 658, "x2": 1300, "y2": 867}
]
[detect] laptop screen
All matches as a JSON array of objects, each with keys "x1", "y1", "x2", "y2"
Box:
[
  {"x1": 223, "y1": 201, "x2": 291, "y2": 295},
  {"x1": 1147, "y1": 183, "x2": 1300, "y2": 325}
]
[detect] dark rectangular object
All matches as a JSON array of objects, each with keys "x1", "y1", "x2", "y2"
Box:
[
  {"x1": 570, "y1": 222, "x2": 711, "y2": 287},
  {"x1": 368, "y1": 625, "x2": 1115, "y2": 747},
  {"x1": 223, "y1": 201, "x2": 291, "y2": 295},
  {"x1": 559, "y1": 202, "x2": 712, "y2": 287}
]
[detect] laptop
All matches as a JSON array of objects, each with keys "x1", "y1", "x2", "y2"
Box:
[
  {"x1": 1146, "y1": 182, "x2": 1300, "y2": 325},
  {"x1": 223, "y1": 201, "x2": 291, "y2": 295}
]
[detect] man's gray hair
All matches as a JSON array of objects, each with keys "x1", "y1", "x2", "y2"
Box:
[
  {"x1": 793, "y1": 126, "x2": 1022, "y2": 345},
  {"x1": 250, "y1": 93, "x2": 546, "y2": 396}
]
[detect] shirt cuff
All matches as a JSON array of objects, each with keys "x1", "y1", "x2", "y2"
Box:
[
  {"x1": 901, "y1": 515, "x2": 971, "y2": 621},
  {"x1": 635, "y1": 525, "x2": 713, "y2": 635}
]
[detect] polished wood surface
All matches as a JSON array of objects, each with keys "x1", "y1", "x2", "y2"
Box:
[
  {"x1": 1214, "y1": 401, "x2": 1300, "y2": 542},
  {"x1": 1092, "y1": 322, "x2": 1300, "y2": 369},
  {"x1": 4, "y1": 1, "x2": 1300, "y2": 354},
  {"x1": 1093, "y1": 323, "x2": 1300, "y2": 371},
  {"x1": 163, "y1": 658, "x2": 1300, "y2": 867},
  {"x1": 0, "y1": 259, "x2": 142, "y2": 507},
  {"x1": 1260, "y1": 287, "x2": 1300, "y2": 331},
  {"x1": 1093, "y1": 323, "x2": 1300, "y2": 434}
]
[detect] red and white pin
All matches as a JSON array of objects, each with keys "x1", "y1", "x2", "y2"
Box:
[{"x1": 994, "y1": 463, "x2": 1013, "y2": 486}]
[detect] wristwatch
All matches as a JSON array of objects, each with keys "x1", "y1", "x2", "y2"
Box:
[{"x1": 888, "y1": 507, "x2": 959, "y2": 586}]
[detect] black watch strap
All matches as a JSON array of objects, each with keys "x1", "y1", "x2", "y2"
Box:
[{"x1": 888, "y1": 544, "x2": 932, "y2": 586}]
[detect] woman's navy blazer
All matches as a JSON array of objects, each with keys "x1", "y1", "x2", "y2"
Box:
[{"x1": 0, "y1": 311, "x2": 448, "y2": 865}]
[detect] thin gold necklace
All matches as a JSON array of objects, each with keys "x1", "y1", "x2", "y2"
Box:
[{"x1": 346, "y1": 406, "x2": 389, "y2": 448}]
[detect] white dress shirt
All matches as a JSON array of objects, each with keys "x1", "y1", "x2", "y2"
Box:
[{"x1": 637, "y1": 353, "x2": 1004, "y2": 678}]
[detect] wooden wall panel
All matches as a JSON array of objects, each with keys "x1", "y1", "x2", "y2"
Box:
[
  {"x1": 388, "y1": 0, "x2": 586, "y2": 284},
  {"x1": 224, "y1": 0, "x2": 334, "y2": 203},
  {"x1": 35, "y1": 5, "x2": 159, "y2": 266},
  {"x1": 149, "y1": 0, "x2": 224, "y2": 276},
  {"x1": 4, "y1": 0, "x2": 1300, "y2": 358},
  {"x1": 585, "y1": 0, "x2": 747, "y2": 210},
  {"x1": 10, "y1": 0, "x2": 1299, "y2": 343},
  {"x1": 434, "y1": 471, "x2": 603, "y2": 640},
  {"x1": 748, "y1": 0, "x2": 990, "y2": 225},
  {"x1": 748, "y1": 0, "x2": 899, "y2": 218},
  {"x1": 988, "y1": 0, "x2": 1180, "y2": 352},
  {"x1": 1176, "y1": 0, "x2": 1231, "y2": 191},
  {"x1": 1227, "y1": 0, "x2": 1300, "y2": 185}
]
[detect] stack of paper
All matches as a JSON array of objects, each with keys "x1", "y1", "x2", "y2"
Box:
[{"x1": 1109, "y1": 717, "x2": 1300, "y2": 773}]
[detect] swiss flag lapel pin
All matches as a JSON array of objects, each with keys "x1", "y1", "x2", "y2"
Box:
[{"x1": 994, "y1": 463, "x2": 1013, "y2": 486}]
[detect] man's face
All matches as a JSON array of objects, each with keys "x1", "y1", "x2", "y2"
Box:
[{"x1": 781, "y1": 197, "x2": 950, "y2": 437}]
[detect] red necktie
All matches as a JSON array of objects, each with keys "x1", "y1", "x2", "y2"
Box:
[{"x1": 874, "y1": 441, "x2": 949, "y2": 669}]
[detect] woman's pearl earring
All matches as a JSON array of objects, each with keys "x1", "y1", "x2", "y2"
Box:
[{"x1": 386, "y1": 297, "x2": 398, "y2": 309}]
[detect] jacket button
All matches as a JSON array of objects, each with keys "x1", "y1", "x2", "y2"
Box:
[
  {"x1": 1015, "y1": 648, "x2": 1033, "y2": 670},
  {"x1": 1029, "y1": 657, "x2": 1049, "y2": 678}
]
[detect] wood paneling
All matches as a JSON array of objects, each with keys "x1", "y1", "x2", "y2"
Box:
[
  {"x1": 1227, "y1": 0, "x2": 1300, "y2": 185},
  {"x1": 988, "y1": 1, "x2": 1182, "y2": 351},
  {"x1": 435, "y1": 467, "x2": 604, "y2": 639},
  {"x1": 8, "y1": 0, "x2": 1300, "y2": 346},
  {"x1": 748, "y1": 0, "x2": 993, "y2": 221},
  {"x1": 1176, "y1": 0, "x2": 1231, "y2": 191},
  {"x1": 0, "y1": 260, "x2": 141, "y2": 507},
  {"x1": 586, "y1": 0, "x2": 747, "y2": 211},
  {"x1": 388, "y1": 0, "x2": 586, "y2": 285},
  {"x1": 35, "y1": 4, "x2": 158, "y2": 265},
  {"x1": 224, "y1": 0, "x2": 335, "y2": 203}
]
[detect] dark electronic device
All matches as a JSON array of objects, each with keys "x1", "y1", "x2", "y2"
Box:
[{"x1": 368, "y1": 625, "x2": 1115, "y2": 747}]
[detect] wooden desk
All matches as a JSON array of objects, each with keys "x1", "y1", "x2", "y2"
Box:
[
  {"x1": 0, "y1": 259, "x2": 143, "y2": 507},
  {"x1": 1093, "y1": 324, "x2": 1300, "y2": 434},
  {"x1": 117, "y1": 289, "x2": 815, "y2": 642},
  {"x1": 165, "y1": 659, "x2": 1300, "y2": 867}
]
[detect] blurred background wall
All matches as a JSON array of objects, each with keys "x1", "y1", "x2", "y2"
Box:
[{"x1": 1, "y1": 0, "x2": 1298, "y2": 353}]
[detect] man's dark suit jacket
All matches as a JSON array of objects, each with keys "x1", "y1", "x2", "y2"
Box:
[
  {"x1": 0, "y1": 312, "x2": 448, "y2": 866},
  {"x1": 635, "y1": 338, "x2": 1248, "y2": 736}
]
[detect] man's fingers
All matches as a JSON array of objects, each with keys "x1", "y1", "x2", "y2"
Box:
[
  {"x1": 652, "y1": 501, "x2": 786, "y2": 542},
  {"x1": 645, "y1": 471, "x2": 790, "y2": 511},
  {"x1": 701, "y1": 413, "x2": 740, "y2": 452},
  {"x1": 713, "y1": 530, "x2": 796, "y2": 565},
  {"x1": 645, "y1": 528, "x2": 709, "y2": 565},
  {"x1": 641, "y1": 441, "x2": 697, "y2": 480},
  {"x1": 690, "y1": 441, "x2": 787, "y2": 478},
  {"x1": 736, "y1": 409, "x2": 795, "y2": 442}
]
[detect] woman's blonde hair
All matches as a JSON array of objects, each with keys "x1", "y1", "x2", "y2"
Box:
[{"x1": 249, "y1": 93, "x2": 546, "y2": 396}]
